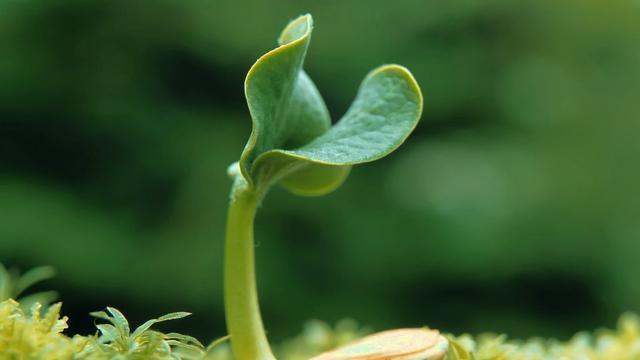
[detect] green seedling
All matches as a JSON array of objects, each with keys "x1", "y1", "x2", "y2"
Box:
[
  {"x1": 224, "y1": 14, "x2": 423, "y2": 360},
  {"x1": 1, "y1": 13, "x2": 640, "y2": 360},
  {"x1": 85, "y1": 307, "x2": 205, "y2": 358}
]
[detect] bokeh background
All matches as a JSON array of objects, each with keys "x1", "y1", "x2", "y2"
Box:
[{"x1": 1, "y1": 0, "x2": 640, "y2": 345}]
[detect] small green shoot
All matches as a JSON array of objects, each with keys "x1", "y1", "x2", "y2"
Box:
[
  {"x1": 224, "y1": 13, "x2": 422, "y2": 360},
  {"x1": 84, "y1": 307, "x2": 204, "y2": 359}
]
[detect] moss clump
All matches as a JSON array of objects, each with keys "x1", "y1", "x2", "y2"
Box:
[
  {"x1": 275, "y1": 319, "x2": 369, "y2": 360},
  {"x1": 2, "y1": 261, "x2": 640, "y2": 359},
  {"x1": 0, "y1": 299, "x2": 80, "y2": 359},
  {"x1": 1, "y1": 297, "x2": 640, "y2": 359},
  {"x1": 0, "y1": 299, "x2": 220, "y2": 360},
  {"x1": 445, "y1": 313, "x2": 640, "y2": 359}
]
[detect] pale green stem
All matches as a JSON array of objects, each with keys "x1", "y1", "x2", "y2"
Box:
[{"x1": 224, "y1": 184, "x2": 276, "y2": 360}]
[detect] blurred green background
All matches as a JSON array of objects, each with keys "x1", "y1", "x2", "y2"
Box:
[{"x1": 1, "y1": 0, "x2": 639, "y2": 345}]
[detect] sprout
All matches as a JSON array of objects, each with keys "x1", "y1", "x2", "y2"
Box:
[
  {"x1": 73, "y1": 306, "x2": 217, "y2": 359},
  {"x1": 223, "y1": 13, "x2": 422, "y2": 360}
]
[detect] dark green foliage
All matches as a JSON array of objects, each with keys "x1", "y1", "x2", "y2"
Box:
[{"x1": 0, "y1": 0, "x2": 639, "y2": 342}]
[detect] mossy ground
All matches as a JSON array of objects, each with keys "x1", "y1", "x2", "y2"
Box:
[
  {"x1": 2, "y1": 263, "x2": 640, "y2": 359},
  {"x1": 1, "y1": 297, "x2": 639, "y2": 359}
]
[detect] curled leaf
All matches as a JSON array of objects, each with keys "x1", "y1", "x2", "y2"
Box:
[{"x1": 236, "y1": 14, "x2": 423, "y2": 197}]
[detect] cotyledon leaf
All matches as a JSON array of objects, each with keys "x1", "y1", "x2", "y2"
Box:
[
  {"x1": 238, "y1": 14, "x2": 423, "y2": 197},
  {"x1": 256, "y1": 65, "x2": 422, "y2": 194},
  {"x1": 240, "y1": 14, "x2": 332, "y2": 189}
]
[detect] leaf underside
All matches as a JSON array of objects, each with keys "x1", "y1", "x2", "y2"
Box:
[{"x1": 239, "y1": 14, "x2": 423, "y2": 196}]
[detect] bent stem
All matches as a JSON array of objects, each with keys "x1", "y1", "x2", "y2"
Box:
[{"x1": 224, "y1": 181, "x2": 276, "y2": 360}]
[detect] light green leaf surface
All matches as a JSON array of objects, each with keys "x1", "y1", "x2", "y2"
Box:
[
  {"x1": 89, "y1": 310, "x2": 111, "y2": 321},
  {"x1": 106, "y1": 306, "x2": 130, "y2": 337},
  {"x1": 13, "y1": 266, "x2": 56, "y2": 298},
  {"x1": 237, "y1": 14, "x2": 423, "y2": 197},
  {"x1": 97, "y1": 324, "x2": 119, "y2": 342},
  {"x1": 165, "y1": 332, "x2": 205, "y2": 348},
  {"x1": 0, "y1": 262, "x2": 58, "y2": 309},
  {"x1": 157, "y1": 311, "x2": 191, "y2": 322}
]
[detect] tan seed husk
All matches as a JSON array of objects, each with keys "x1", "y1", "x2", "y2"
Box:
[{"x1": 310, "y1": 328, "x2": 448, "y2": 360}]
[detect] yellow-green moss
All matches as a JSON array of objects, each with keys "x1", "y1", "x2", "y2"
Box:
[
  {"x1": 445, "y1": 313, "x2": 640, "y2": 359},
  {"x1": 0, "y1": 299, "x2": 80, "y2": 359},
  {"x1": 2, "y1": 298, "x2": 640, "y2": 359},
  {"x1": 0, "y1": 299, "x2": 220, "y2": 360}
]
